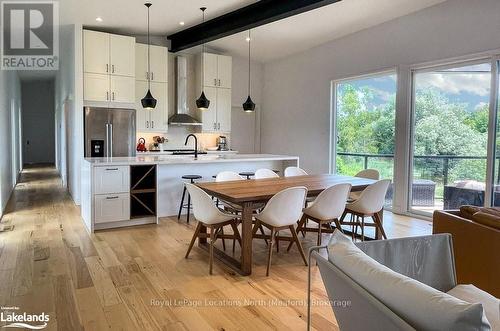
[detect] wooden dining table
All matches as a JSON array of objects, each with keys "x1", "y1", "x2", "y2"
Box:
[{"x1": 196, "y1": 174, "x2": 379, "y2": 275}]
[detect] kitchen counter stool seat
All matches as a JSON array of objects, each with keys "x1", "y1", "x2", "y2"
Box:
[{"x1": 177, "y1": 175, "x2": 203, "y2": 223}]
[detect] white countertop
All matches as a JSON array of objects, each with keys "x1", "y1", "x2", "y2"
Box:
[
  {"x1": 84, "y1": 154, "x2": 299, "y2": 166},
  {"x1": 139, "y1": 150, "x2": 238, "y2": 155}
]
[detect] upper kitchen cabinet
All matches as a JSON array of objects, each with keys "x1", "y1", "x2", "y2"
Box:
[
  {"x1": 136, "y1": 44, "x2": 168, "y2": 83},
  {"x1": 197, "y1": 53, "x2": 232, "y2": 133},
  {"x1": 83, "y1": 30, "x2": 136, "y2": 106},
  {"x1": 110, "y1": 34, "x2": 135, "y2": 77},
  {"x1": 201, "y1": 53, "x2": 232, "y2": 88},
  {"x1": 135, "y1": 81, "x2": 168, "y2": 132}
]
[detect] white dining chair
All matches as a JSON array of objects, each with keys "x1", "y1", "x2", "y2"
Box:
[
  {"x1": 252, "y1": 186, "x2": 308, "y2": 276},
  {"x1": 254, "y1": 168, "x2": 279, "y2": 179},
  {"x1": 291, "y1": 183, "x2": 352, "y2": 247},
  {"x1": 284, "y1": 166, "x2": 308, "y2": 177},
  {"x1": 349, "y1": 169, "x2": 380, "y2": 201},
  {"x1": 216, "y1": 171, "x2": 244, "y2": 182},
  {"x1": 184, "y1": 183, "x2": 241, "y2": 274},
  {"x1": 340, "y1": 179, "x2": 391, "y2": 241}
]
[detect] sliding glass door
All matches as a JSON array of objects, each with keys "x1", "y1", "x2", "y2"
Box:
[
  {"x1": 333, "y1": 71, "x2": 396, "y2": 207},
  {"x1": 410, "y1": 62, "x2": 492, "y2": 215}
]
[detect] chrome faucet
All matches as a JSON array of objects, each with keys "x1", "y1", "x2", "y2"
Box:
[{"x1": 185, "y1": 134, "x2": 198, "y2": 159}]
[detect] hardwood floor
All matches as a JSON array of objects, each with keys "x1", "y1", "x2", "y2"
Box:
[{"x1": 0, "y1": 166, "x2": 432, "y2": 330}]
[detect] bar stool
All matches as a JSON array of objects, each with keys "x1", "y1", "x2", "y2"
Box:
[
  {"x1": 239, "y1": 172, "x2": 255, "y2": 180},
  {"x1": 177, "y1": 175, "x2": 202, "y2": 223}
]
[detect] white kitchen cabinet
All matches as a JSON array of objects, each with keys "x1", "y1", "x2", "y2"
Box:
[
  {"x1": 111, "y1": 76, "x2": 135, "y2": 103},
  {"x1": 200, "y1": 86, "x2": 217, "y2": 132},
  {"x1": 201, "y1": 53, "x2": 232, "y2": 88},
  {"x1": 94, "y1": 193, "x2": 130, "y2": 223},
  {"x1": 94, "y1": 166, "x2": 130, "y2": 194},
  {"x1": 217, "y1": 88, "x2": 232, "y2": 132},
  {"x1": 84, "y1": 30, "x2": 109, "y2": 75},
  {"x1": 203, "y1": 53, "x2": 218, "y2": 87},
  {"x1": 136, "y1": 44, "x2": 168, "y2": 83},
  {"x1": 83, "y1": 29, "x2": 135, "y2": 106},
  {"x1": 217, "y1": 56, "x2": 232, "y2": 88},
  {"x1": 84, "y1": 73, "x2": 110, "y2": 102},
  {"x1": 110, "y1": 34, "x2": 135, "y2": 77},
  {"x1": 135, "y1": 81, "x2": 168, "y2": 132},
  {"x1": 197, "y1": 53, "x2": 232, "y2": 133}
]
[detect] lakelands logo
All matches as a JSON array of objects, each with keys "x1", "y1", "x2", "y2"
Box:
[
  {"x1": 1, "y1": 306, "x2": 49, "y2": 329},
  {"x1": 1, "y1": 0, "x2": 59, "y2": 70}
]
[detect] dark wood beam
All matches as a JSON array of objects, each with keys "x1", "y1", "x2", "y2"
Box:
[{"x1": 167, "y1": 0, "x2": 342, "y2": 52}]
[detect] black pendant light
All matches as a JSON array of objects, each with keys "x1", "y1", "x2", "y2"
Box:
[
  {"x1": 141, "y1": 3, "x2": 157, "y2": 110},
  {"x1": 243, "y1": 30, "x2": 255, "y2": 112},
  {"x1": 196, "y1": 7, "x2": 210, "y2": 111}
]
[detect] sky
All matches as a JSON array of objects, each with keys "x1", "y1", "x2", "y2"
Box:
[{"x1": 337, "y1": 62, "x2": 492, "y2": 112}]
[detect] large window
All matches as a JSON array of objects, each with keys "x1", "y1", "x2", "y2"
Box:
[
  {"x1": 410, "y1": 62, "x2": 492, "y2": 215},
  {"x1": 333, "y1": 72, "x2": 396, "y2": 207}
]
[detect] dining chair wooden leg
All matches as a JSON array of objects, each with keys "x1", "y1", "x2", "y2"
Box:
[
  {"x1": 276, "y1": 232, "x2": 280, "y2": 253},
  {"x1": 297, "y1": 214, "x2": 307, "y2": 237},
  {"x1": 361, "y1": 216, "x2": 365, "y2": 242},
  {"x1": 333, "y1": 218, "x2": 344, "y2": 234},
  {"x1": 220, "y1": 227, "x2": 226, "y2": 251},
  {"x1": 372, "y1": 214, "x2": 388, "y2": 239},
  {"x1": 290, "y1": 225, "x2": 307, "y2": 266},
  {"x1": 266, "y1": 228, "x2": 276, "y2": 276},
  {"x1": 259, "y1": 225, "x2": 268, "y2": 245},
  {"x1": 339, "y1": 210, "x2": 347, "y2": 222},
  {"x1": 209, "y1": 227, "x2": 215, "y2": 275},
  {"x1": 185, "y1": 222, "x2": 202, "y2": 258},
  {"x1": 317, "y1": 222, "x2": 323, "y2": 246}
]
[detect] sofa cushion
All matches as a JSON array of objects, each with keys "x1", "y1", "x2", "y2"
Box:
[
  {"x1": 327, "y1": 231, "x2": 491, "y2": 331},
  {"x1": 460, "y1": 205, "x2": 481, "y2": 219},
  {"x1": 448, "y1": 285, "x2": 499, "y2": 331},
  {"x1": 471, "y1": 212, "x2": 500, "y2": 230}
]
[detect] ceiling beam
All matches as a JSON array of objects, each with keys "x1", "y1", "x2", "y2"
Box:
[{"x1": 167, "y1": 0, "x2": 342, "y2": 52}]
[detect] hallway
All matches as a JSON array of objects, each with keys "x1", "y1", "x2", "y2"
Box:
[{"x1": 0, "y1": 166, "x2": 431, "y2": 330}]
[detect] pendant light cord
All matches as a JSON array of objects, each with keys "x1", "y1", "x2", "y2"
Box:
[
  {"x1": 201, "y1": 7, "x2": 206, "y2": 92},
  {"x1": 248, "y1": 30, "x2": 251, "y2": 96},
  {"x1": 146, "y1": 3, "x2": 151, "y2": 90}
]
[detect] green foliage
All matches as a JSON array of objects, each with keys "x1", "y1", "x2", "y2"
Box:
[{"x1": 336, "y1": 81, "x2": 490, "y2": 201}]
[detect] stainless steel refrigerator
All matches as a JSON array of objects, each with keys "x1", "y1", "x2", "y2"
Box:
[{"x1": 84, "y1": 107, "x2": 136, "y2": 157}]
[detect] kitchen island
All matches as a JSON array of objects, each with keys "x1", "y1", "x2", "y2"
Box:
[{"x1": 80, "y1": 154, "x2": 299, "y2": 232}]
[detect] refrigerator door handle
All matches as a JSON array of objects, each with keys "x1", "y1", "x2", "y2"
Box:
[
  {"x1": 105, "y1": 123, "x2": 110, "y2": 157},
  {"x1": 109, "y1": 124, "x2": 113, "y2": 157}
]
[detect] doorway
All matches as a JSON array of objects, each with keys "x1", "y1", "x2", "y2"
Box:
[{"x1": 21, "y1": 80, "x2": 56, "y2": 165}]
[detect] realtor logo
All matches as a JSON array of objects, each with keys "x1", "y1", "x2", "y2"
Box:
[{"x1": 1, "y1": 1, "x2": 59, "y2": 70}]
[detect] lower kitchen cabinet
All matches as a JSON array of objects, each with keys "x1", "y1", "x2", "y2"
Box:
[{"x1": 94, "y1": 193, "x2": 130, "y2": 223}]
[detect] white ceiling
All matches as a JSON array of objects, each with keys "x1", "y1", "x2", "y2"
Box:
[
  {"x1": 23, "y1": 0, "x2": 448, "y2": 82},
  {"x1": 205, "y1": 0, "x2": 447, "y2": 62}
]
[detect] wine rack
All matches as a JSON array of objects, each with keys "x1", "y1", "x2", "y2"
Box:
[{"x1": 130, "y1": 165, "x2": 157, "y2": 219}]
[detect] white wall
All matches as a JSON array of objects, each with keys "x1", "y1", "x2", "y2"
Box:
[
  {"x1": 22, "y1": 80, "x2": 55, "y2": 164},
  {"x1": 261, "y1": 0, "x2": 500, "y2": 174},
  {"x1": 55, "y1": 24, "x2": 84, "y2": 204},
  {"x1": 0, "y1": 70, "x2": 21, "y2": 218}
]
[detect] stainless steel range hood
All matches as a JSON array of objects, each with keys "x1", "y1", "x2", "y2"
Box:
[{"x1": 168, "y1": 56, "x2": 202, "y2": 126}]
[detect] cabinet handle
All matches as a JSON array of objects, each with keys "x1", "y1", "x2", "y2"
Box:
[
  {"x1": 112, "y1": 92, "x2": 115, "y2": 101},
  {"x1": 112, "y1": 64, "x2": 115, "y2": 73},
  {"x1": 146, "y1": 72, "x2": 149, "y2": 80},
  {"x1": 106, "y1": 196, "x2": 119, "y2": 200},
  {"x1": 151, "y1": 72, "x2": 154, "y2": 80},
  {"x1": 218, "y1": 123, "x2": 220, "y2": 130},
  {"x1": 106, "y1": 91, "x2": 109, "y2": 100},
  {"x1": 146, "y1": 121, "x2": 149, "y2": 128},
  {"x1": 152, "y1": 121, "x2": 154, "y2": 128},
  {"x1": 218, "y1": 79, "x2": 221, "y2": 86},
  {"x1": 105, "y1": 168, "x2": 119, "y2": 171},
  {"x1": 214, "y1": 78, "x2": 217, "y2": 86},
  {"x1": 106, "y1": 64, "x2": 109, "y2": 73}
]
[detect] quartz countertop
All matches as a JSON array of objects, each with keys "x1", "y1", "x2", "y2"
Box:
[{"x1": 84, "y1": 154, "x2": 299, "y2": 166}]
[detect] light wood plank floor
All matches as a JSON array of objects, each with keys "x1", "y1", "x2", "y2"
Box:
[{"x1": 0, "y1": 166, "x2": 432, "y2": 330}]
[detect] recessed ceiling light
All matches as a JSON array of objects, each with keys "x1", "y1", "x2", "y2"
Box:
[
  {"x1": 95, "y1": 17, "x2": 103, "y2": 22},
  {"x1": 179, "y1": 21, "x2": 185, "y2": 26},
  {"x1": 245, "y1": 37, "x2": 251, "y2": 42}
]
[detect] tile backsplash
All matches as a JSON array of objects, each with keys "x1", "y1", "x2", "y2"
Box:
[{"x1": 137, "y1": 126, "x2": 229, "y2": 151}]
